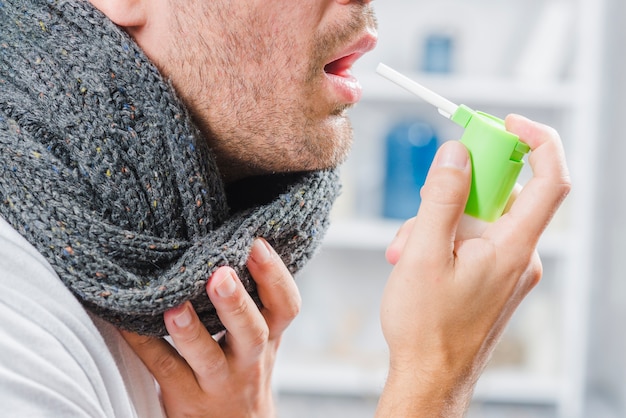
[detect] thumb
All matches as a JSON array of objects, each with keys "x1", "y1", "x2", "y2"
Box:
[{"x1": 404, "y1": 140, "x2": 471, "y2": 257}]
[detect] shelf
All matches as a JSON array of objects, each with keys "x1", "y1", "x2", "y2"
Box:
[
  {"x1": 324, "y1": 218, "x2": 570, "y2": 259},
  {"x1": 356, "y1": 72, "x2": 579, "y2": 109},
  {"x1": 473, "y1": 370, "x2": 562, "y2": 405},
  {"x1": 274, "y1": 0, "x2": 602, "y2": 416},
  {"x1": 324, "y1": 217, "x2": 400, "y2": 250},
  {"x1": 274, "y1": 359, "x2": 561, "y2": 406},
  {"x1": 274, "y1": 359, "x2": 387, "y2": 397}
]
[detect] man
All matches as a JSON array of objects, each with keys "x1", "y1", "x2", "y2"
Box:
[{"x1": 0, "y1": 1, "x2": 570, "y2": 417}]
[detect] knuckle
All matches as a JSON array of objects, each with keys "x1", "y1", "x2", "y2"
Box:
[
  {"x1": 506, "y1": 250, "x2": 543, "y2": 292},
  {"x1": 153, "y1": 352, "x2": 182, "y2": 380},
  {"x1": 543, "y1": 123, "x2": 560, "y2": 141},
  {"x1": 176, "y1": 322, "x2": 204, "y2": 345},
  {"x1": 286, "y1": 294, "x2": 302, "y2": 320},
  {"x1": 129, "y1": 334, "x2": 154, "y2": 349},
  {"x1": 197, "y1": 354, "x2": 227, "y2": 377},
  {"x1": 250, "y1": 326, "x2": 270, "y2": 350},
  {"x1": 421, "y1": 172, "x2": 467, "y2": 208},
  {"x1": 229, "y1": 297, "x2": 252, "y2": 318},
  {"x1": 524, "y1": 252, "x2": 544, "y2": 289},
  {"x1": 272, "y1": 283, "x2": 302, "y2": 321},
  {"x1": 560, "y1": 176, "x2": 572, "y2": 197}
]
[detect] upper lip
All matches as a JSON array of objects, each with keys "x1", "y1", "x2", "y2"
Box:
[{"x1": 324, "y1": 29, "x2": 378, "y2": 76}]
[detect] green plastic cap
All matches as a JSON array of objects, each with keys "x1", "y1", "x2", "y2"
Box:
[{"x1": 451, "y1": 105, "x2": 530, "y2": 222}]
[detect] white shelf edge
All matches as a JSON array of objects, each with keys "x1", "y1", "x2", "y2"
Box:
[
  {"x1": 274, "y1": 361, "x2": 386, "y2": 397},
  {"x1": 473, "y1": 370, "x2": 562, "y2": 405},
  {"x1": 323, "y1": 217, "x2": 401, "y2": 250},
  {"x1": 274, "y1": 360, "x2": 561, "y2": 406},
  {"x1": 356, "y1": 73, "x2": 579, "y2": 109},
  {"x1": 324, "y1": 217, "x2": 570, "y2": 259}
]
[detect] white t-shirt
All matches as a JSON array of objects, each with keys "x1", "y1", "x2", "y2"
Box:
[{"x1": 0, "y1": 217, "x2": 166, "y2": 417}]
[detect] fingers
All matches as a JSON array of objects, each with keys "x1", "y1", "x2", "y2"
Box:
[
  {"x1": 402, "y1": 140, "x2": 471, "y2": 262},
  {"x1": 154, "y1": 258, "x2": 285, "y2": 390},
  {"x1": 162, "y1": 301, "x2": 228, "y2": 390},
  {"x1": 246, "y1": 238, "x2": 301, "y2": 340},
  {"x1": 205, "y1": 266, "x2": 270, "y2": 367},
  {"x1": 490, "y1": 114, "x2": 571, "y2": 247},
  {"x1": 121, "y1": 240, "x2": 298, "y2": 415},
  {"x1": 199, "y1": 239, "x2": 299, "y2": 369},
  {"x1": 385, "y1": 218, "x2": 414, "y2": 265},
  {"x1": 120, "y1": 328, "x2": 203, "y2": 402},
  {"x1": 202, "y1": 239, "x2": 299, "y2": 366},
  {"x1": 503, "y1": 183, "x2": 523, "y2": 214}
]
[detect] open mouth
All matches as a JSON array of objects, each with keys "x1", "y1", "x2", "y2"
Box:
[
  {"x1": 322, "y1": 32, "x2": 378, "y2": 104},
  {"x1": 324, "y1": 53, "x2": 360, "y2": 78}
]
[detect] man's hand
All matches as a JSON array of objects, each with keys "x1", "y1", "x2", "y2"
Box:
[
  {"x1": 376, "y1": 114, "x2": 571, "y2": 417},
  {"x1": 121, "y1": 238, "x2": 300, "y2": 418}
]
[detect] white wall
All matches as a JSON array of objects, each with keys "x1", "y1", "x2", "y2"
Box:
[{"x1": 586, "y1": 0, "x2": 626, "y2": 415}]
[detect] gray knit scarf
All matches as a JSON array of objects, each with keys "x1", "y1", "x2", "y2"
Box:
[{"x1": 0, "y1": 0, "x2": 340, "y2": 336}]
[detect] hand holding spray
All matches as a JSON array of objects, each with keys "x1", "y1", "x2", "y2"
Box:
[{"x1": 376, "y1": 63, "x2": 530, "y2": 223}]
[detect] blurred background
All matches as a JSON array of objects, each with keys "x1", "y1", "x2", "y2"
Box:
[{"x1": 274, "y1": 0, "x2": 625, "y2": 416}]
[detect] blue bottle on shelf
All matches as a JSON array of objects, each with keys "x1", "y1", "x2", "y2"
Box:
[
  {"x1": 383, "y1": 120, "x2": 438, "y2": 219},
  {"x1": 421, "y1": 33, "x2": 454, "y2": 74}
]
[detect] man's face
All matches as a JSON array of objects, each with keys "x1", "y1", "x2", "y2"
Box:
[{"x1": 137, "y1": 0, "x2": 377, "y2": 181}]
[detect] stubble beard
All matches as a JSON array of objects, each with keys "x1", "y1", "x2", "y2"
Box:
[{"x1": 166, "y1": 4, "x2": 374, "y2": 181}]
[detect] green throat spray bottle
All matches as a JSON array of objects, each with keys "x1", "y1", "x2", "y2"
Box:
[{"x1": 376, "y1": 63, "x2": 530, "y2": 224}]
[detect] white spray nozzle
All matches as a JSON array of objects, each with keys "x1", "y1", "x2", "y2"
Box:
[{"x1": 376, "y1": 63, "x2": 458, "y2": 119}]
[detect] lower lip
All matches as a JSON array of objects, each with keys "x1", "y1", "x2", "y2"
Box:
[{"x1": 325, "y1": 72, "x2": 363, "y2": 104}]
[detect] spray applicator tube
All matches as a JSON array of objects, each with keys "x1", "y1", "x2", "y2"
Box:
[{"x1": 376, "y1": 63, "x2": 530, "y2": 225}]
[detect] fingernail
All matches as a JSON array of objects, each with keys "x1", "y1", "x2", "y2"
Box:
[
  {"x1": 250, "y1": 238, "x2": 271, "y2": 264},
  {"x1": 173, "y1": 303, "x2": 192, "y2": 328},
  {"x1": 216, "y1": 270, "x2": 237, "y2": 298},
  {"x1": 436, "y1": 141, "x2": 469, "y2": 170}
]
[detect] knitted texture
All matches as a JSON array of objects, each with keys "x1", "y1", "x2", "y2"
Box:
[{"x1": 0, "y1": 0, "x2": 340, "y2": 336}]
